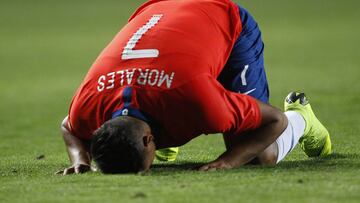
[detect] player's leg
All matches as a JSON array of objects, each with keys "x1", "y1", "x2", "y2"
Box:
[
  {"x1": 261, "y1": 92, "x2": 332, "y2": 164},
  {"x1": 223, "y1": 132, "x2": 278, "y2": 165},
  {"x1": 219, "y1": 6, "x2": 331, "y2": 165},
  {"x1": 218, "y1": 5, "x2": 269, "y2": 103},
  {"x1": 247, "y1": 108, "x2": 307, "y2": 165},
  {"x1": 200, "y1": 99, "x2": 289, "y2": 170},
  {"x1": 221, "y1": 92, "x2": 331, "y2": 167},
  {"x1": 283, "y1": 92, "x2": 332, "y2": 158},
  {"x1": 220, "y1": 5, "x2": 273, "y2": 164}
]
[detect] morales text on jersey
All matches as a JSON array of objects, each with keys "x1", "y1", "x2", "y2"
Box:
[{"x1": 97, "y1": 67, "x2": 175, "y2": 92}]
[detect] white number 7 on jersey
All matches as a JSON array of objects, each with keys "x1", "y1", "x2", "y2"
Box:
[{"x1": 121, "y1": 14, "x2": 163, "y2": 60}]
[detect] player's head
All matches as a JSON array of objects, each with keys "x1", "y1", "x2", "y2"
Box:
[{"x1": 90, "y1": 116, "x2": 155, "y2": 174}]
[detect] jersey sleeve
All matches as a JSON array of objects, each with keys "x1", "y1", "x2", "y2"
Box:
[
  {"x1": 189, "y1": 75, "x2": 262, "y2": 135},
  {"x1": 222, "y1": 87, "x2": 262, "y2": 134},
  {"x1": 67, "y1": 113, "x2": 92, "y2": 140},
  {"x1": 67, "y1": 92, "x2": 96, "y2": 140}
]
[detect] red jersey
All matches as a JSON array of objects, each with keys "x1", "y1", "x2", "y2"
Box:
[{"x1": 68, "y1": 0, "x2": 261, "y2": 148}]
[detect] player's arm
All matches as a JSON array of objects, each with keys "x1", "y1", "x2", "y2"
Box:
[
  {"x1": 199, "y1": 101, "x2": 287, "y2": 171},
  {"x1": 56, "y1": 116, "x2": 94, "y2": 175}
]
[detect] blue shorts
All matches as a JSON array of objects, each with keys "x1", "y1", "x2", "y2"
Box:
[{"x1": 218, "y1": 5, "x2": 269, "y2": 103}]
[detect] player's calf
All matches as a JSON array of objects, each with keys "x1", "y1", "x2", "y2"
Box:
[{"x1": 249, "y1": 142, "x2": 278, "y2": 166}]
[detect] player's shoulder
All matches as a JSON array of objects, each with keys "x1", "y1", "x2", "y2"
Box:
[
  {"x1": 128, "y1": 0, "x2": 240, "y2": 22},
  {"x1": 128, "y1": 0, "x2": 165, "y2": 22}
]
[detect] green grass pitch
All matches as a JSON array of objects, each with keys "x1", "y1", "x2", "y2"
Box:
[{"x1": 1, "y1": 0, "x2": 360, "y2": 202}]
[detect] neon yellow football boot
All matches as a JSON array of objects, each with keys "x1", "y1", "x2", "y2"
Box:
[
  {"x1": 155, "y1": 147, "x2": 179, "y2": 162},
  {"x1": 284, "y1": 92, "x2": 332, "y2": 157}
]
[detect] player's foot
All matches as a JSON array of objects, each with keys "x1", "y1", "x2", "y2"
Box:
[
  {"x1": 155, "y1": 147, "x2": 179, "y2": 162},
  {"x1": 284, "y1": 92, "x2": 332, "y2": 157}
]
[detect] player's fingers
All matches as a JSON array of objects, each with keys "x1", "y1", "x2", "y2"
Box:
[
  {"x1": 198, "y1": 165, "x2": 207, "y2": 171},
  {"x1": 207, "y1": 167, "x2": 217, "y2": 172},
  {"x1": 63, "y1": 167, "x2": 75, "y2": 175},
  {"x1": 199, "y1": 161, "x2": 231, "y2": 171},
  {"x1": 217, "y1": 162, "x2": 232, "y2": 170},
  {"x1": 198, "y1": 164, "x2": 212, "y2": 171},
  {"x1": 55, "y1": 170, "x2": 64, "y2": 175}
]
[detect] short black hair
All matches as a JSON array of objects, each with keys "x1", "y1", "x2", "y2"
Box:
[{"x1": 90, "y1": 116, "x2": 147, "y2": 174}]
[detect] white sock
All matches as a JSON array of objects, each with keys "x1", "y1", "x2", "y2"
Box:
[{"x1": 276, "y1": 111, "x2": 306, "y2": 163}]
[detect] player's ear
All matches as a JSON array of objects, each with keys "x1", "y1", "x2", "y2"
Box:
[{"x1": 142, "y1": 135, "x2": 153, "y2": 147}]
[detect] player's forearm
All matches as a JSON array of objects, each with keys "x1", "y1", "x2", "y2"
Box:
[
  {"x1": 222, "y1": 123, "x2": 286, "y2": 167},
  {"x1": 221, "y1": 109, "x2": 287, "y2": 167},
  {"x1": 61, "y1": 117, "x2": 91, "y2": 166},
  {"x1": 202, "y1": 103, "x2": 287, "y2": 170}
]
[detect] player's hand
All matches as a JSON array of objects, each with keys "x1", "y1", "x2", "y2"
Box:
[
  {"x1": 55, "y1": 164, "x2": 96, "y2": 175},
  {"x1": 198, "y1": 160, "x2": 232, "y2": 172}
]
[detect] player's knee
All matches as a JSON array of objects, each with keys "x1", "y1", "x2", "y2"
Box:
[
  {"x1": 257, "y1": 142, "x2": 278, "y2": 166},
  {"x1": 258, "y1": 156, "x2": 277, "y2": 166}
]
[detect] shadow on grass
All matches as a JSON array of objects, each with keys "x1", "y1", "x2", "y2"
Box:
[
  {"x1": 150, "y1": 152, "x2": 360, "y2": 174},
  {"x1": 276, "y1": 152, "x2": 360, "y2": 170},
  {"x1": 152, "y1": 161, "x2": 204, "y2": 172}
]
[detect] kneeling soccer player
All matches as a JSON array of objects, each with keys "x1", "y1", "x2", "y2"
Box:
[
  {"x1": 57, "y1": 0, "x2": 331, "y2": 174},
  {"x1": 156, "y1": 0, "x2": 271, "y2": 162}
]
